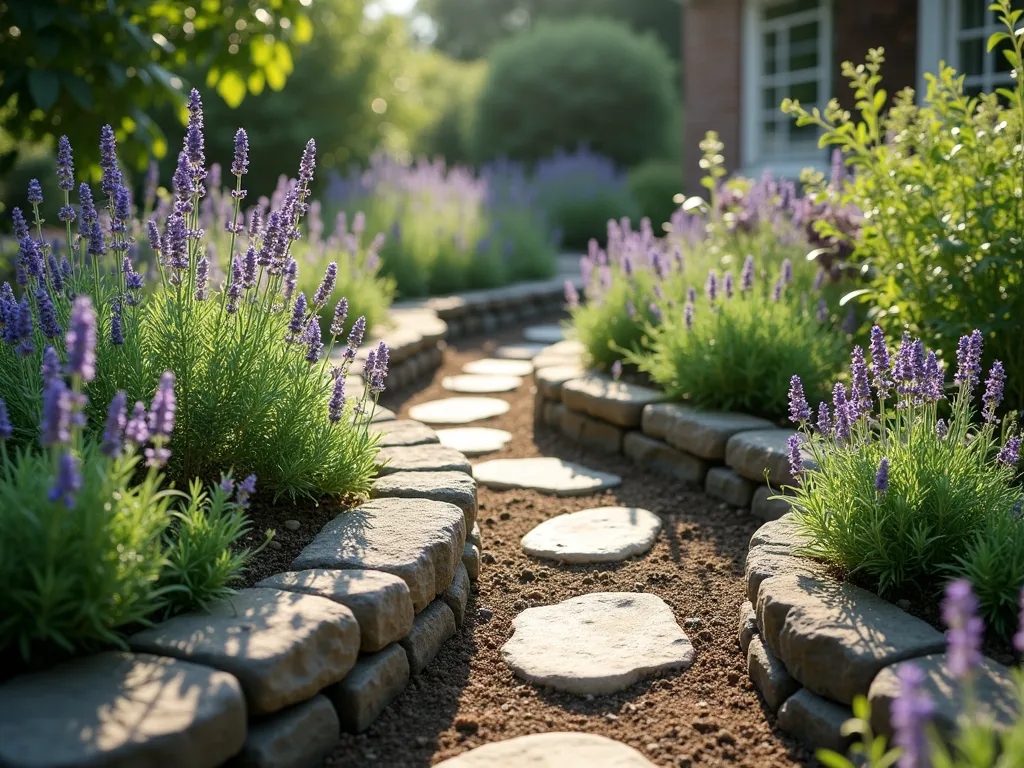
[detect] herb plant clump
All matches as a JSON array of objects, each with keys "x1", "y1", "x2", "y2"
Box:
[{"x1": 787, "y1": 326, "x2": 1024, "y2": 635}]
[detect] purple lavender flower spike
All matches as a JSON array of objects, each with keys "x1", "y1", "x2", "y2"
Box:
[
  {"x1": 955, "y1": 330, "x2": 983, "y2": 391},
  {"x1": 812, "y1": 269, "x2": 825, "y2": 292},
  {"x1": 998, "y1": 436, "x2": 1021, "y2": 467},
  {"x1": 564, "y1": 280, "x2": 579, "y2": 309},
  {"x1": 781, "y1": 258, "x2": 793, "y2": 286},
  {"x1": 649, "y1": 302, "x2": 663, "y2": 323},
  {"x1": 231, "y1": 128, "x2": 249, "y2": 178},
  {"x1": 288, "y1": 292, "x2": 307, "y2": 338},
  {"x1": 281, "y1": 258, "x2": 298, "y2": 303},
  {"x1": 705, "y1": 269, "x2": 718, "y2": 302},
  {"x1": 983, "y1": 360, "x2": 1005, "y2": 423},
  {"x1": 771, "y1": 277, "x2": 783, "y2": 302},
  {"x1": 36, "y1": 290, "x2": 61, "y2": 338},
  {"x1": 219, "y1": 476, "x2": 234, "y2": 495},
  {"x1": 243, "y1": 245, "x2": 257, "y2": 288},
  {"x1": 101, "y1": 391, "x2": 127, "y2": 457},
  {"x1": 298, "y1": 139, "x2": 316, "y2": 186},
  {"x1": 353, "y1": 211, "x2": 365, "y2": 236},
  {"x1": 832, "y1": 383, "x2": 852, "y2": 443},
  {"x1": 57, "y1": 136, "x2": 74, "y2": 192},
  {"x1": 740, "y1": 255, "x2": 755, "y2": 292},
  {"x1": 328, "y1": 373, "x2": 346, "y2": 422},
  {"x1": 788, "y1": 375, "x2": 811, "y2": 424},
  {"x1": 147, "y1": 219, "x2": 162, "y2": 256},
  {"x1": 66, "y1": 296, "x2": 97, "y2": 382},
  {"x1": 684, "y1": 301, "x2": 694, "y2": 331},
  {"x1": 816, "y1": 299, "x2": 828, "y2": 324},
  {"x1": 40, "y1": 378, "x2": 72, "y2": 446},
  {"x1": 787, "y1": 434, "x2": 804, "y2": 483},
  {"x1": 226, "y1": 257, "x2": 244, "y2": 314},
  {"x1": 15, "y1": 297, "x2": 34, "y2": 356},
  {"x1": 922, "y1": 352, "x2": 944, "y2": 403},
  {"x1": 942, "y1": 579, "x2": 983, "y2": 680},
  {"x1": 165, "y1": 213, "x2": 188, "y2": 271},
  {"x1": 724, "y1": 271, "x2": 734, "y2": 299},
  {"x1": 304, "y1": 321, "x2": 323, "y2": 364},
  {"x1": 236, "y1": 474, "x2": 256, "y2": 508},
  {"x1": 0, "y1": 398, "x2": 11, "y2": 439},
  {"x1": 41, "y1": 346, "x2": 61, "y2": 384},
  {"x1": 842, "y1": 306, "x2": 857, "y2": 335},
  {"x1": 313, "y1": 262, "x2": 337, "y2": 306},
  {"x1": 875, "y1": 457, "x2": 889, "y2": 494},
  {"x1": 611, "y1": 360, "x2": 623, "y2": 381},
  {"x1": 816, "y1": 402, "x2": 832, "y2": 437},
  {"x1": 891, "y1": 664, "x2": 934, "y2": 768},
  {"x1": 850, "y1": 346, "x2": 871, "y2": 418},
  {"x1": 49, "y1": 451, "x2": 82, "y2": 508},
  {"x1": 195, "y1": 256, "x2": 209, "y2": 301},
  {"x1": 936, "y1": 419, "x2": 948, "y2": 439},
  {"x1": 184, "y1": 89, "x2": 206, "y2": 170},
  {"x1": 125, "y1": 401, "x2": 150, "y2": 445},
  {"x1": 99, "y1": 125, "x2": 123, "y2": 198},
  {"x1": 869, "y1": 326, "x2": 892, "y2": 397},
  {"x1": 331, "y1": 297, "x2": 349, "y2": 337},
  {"x1": 149, "y1": 371, "x2": 176, "y2": 438},
  {"x1": 369, "y1": 341, "x2": 389, "y2": 393},
  {"x1": 347, "y1": 315, "x2": 366, "y2": 351}
]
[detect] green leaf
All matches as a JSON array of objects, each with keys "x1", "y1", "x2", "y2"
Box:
[
  {"x1": 26, "y1": 69, "x2": 60, "y2": 111},
  {"x1": 216, "y1": 71, "x2": 247, "y2": 108},
  {"x1": 106, "y1": 62, "x2": 127, "y2": 87},
  {"x1": 35, "y1": 31, "x2": 62, "y2": 62},
  {"x1": 815, "y1": 749, "x2": 854, "y2": 768},
  {"x1": 61, "y1": 73, "x2": 93, "y2": 109},
  {"x1": 247, "y1": 70, "x2": 265, "y2": 95},
  {"x1": 839, "y1": 288, "x2": 872, "y2": 307},
  {"x1": 988, "y1": 31, "x2": 1011, "y2": 51}
]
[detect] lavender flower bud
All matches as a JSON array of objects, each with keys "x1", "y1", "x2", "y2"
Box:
[
  {"x1": 194, "y1": 256, "x2": 209, "y2": 301},
  {"x1": 243, "y1": 245, "x2": 257, "y2": 288},
  {"x1": 705, "y1": 269, "x2": 718, "y2": 302},
  {"x1": 922, "y1": 352, "x2": 944, "y2": 403},
  {"x1": 41, "y1": 346, "x2": 61, "y2": 384},
  {"x1": 331, "y1": 297, "x2": 349, "y2": 337},
  {"x1": 15, "y1": 296, "x2": 34, "y2": 356},
  {"x1": 236, "y1": 474, "x2": 256, "y2": 508},
  {"x1": 298, "y1": 139, "x2": 316, "y2": 185},
  {"x1": 313, "y1": 262, "x2": 337, "y2": 306},
  {"x1": 248, "y1": 206, "x2": 263, "y2": 239},
  {"x1": 57, "y1": 136, "x2": 75, "y2": 192},
  {"x1": 611, "y1": 360, "x2": 622, "y2": 381},
  {"x1": 983, "y1": 360, "x2": 1005, "y2": 423},
  {"x1": 955, "y1": 330, "x2": 983, "y2": 391},
  {"x1": 942, "y1": 579, "x2": 983, "y2": 679},
  {"x1": 788, "y1": 375, "x2": 811, "y2": 423},
  {"x1": 36, "y1": 289, "x2": 61, "y2": 338},
  {"x1": 684, "y1": 301, "x2": 694, "y2": 331},
  {"x1": 564, "y1": 280, "x2": 579, "y2": 309},
  {"x1": 226, "y1": 257, "x2": 244, "y2": 314},
  {"x1": 816, "y1": 401, "x2": 832, "y2": 437},
  {"x1": 184, "y1": 89, "x2": 206, "y2": 170},
  {"x1": 346, "y1": 315, "x2": 366, "y2": 351},
  {"x1": 65, "y1": 296, "x2": 97, "y2": 382},
  {"x1": 231, "y1": 128, "x2": 249, "y2": 178},
  {"x1": 165, "y1": 213, "x2": 188, "y2": 271},
  {"x1": 102, "y1": 391, "x2": 128, "y2": 457},
  {"x1": 781, "y1": 258, "x2": 793, "y2": 286},
  {"x1": 49, "y1": 254, "x2": 64, "y2": 293},
  {"x1": 786, "y1": 434, "x2": 803, "y2": 483},
  {"x1": 12, "y1": 207, "x2": 28, "y2": 240},
  {"x1": 110, "y1": 300, "x2": 124, "y2": 345},
  {"x1": 328, "y1": 374, "x2": 346, "y2": 422},
  {"x1": 144, "y1": 160, "x2": 159, "y2": 209},
  {"x1": 288, "y1": 292, "x2": 307, "y2": 338},
  {"x1": 125, "y1": 401, "x2": 150, "y2": 445},
  {"x1": 112, "y1": 184, "x2": 131, "y2": 231},
  {"x1": 832, "y1": 383, "x2": 852, "y2": 444},
  {"x1": 124, "y1": 257, "x2": 144, "y2": 292},
  {"x1": 304, "y1": 321, "x2": 323, "y2": 363},
  {"x1": 724, "y1": 271, "x2": 734, "y2": 299},
  {"x1": 891, "y1": 664, "x2": 934, "y2": 768},
  {"x1": 49, "y1": 451, "x2": 82, "y2": 508},
  {"x1": 0, "y1": 398, "x2": 11, "y2": 439},
  {"x1": 850, "y1": 346, "x2": 871, "y2": 419},
  {"x1": 27, "y1": 178, "x2": 43, "y2": 205},
  {"x1": 875, "y1": 457, "x2": 889, "y2": 494},
  {"x1": 771, "y1": 277, "x2": 783, "y2": 302},
  {"x1": 147, "y1": 371, "x2": 177, "y2": 438},
  {"x1": 936, "y1": 419, "x2": 948, "y2": 439},
  {"x1": 812, "y1": 269, "x2": 825, "y2": 292},
  {"x1": 369, "y1": 341, "x2": 389, "y2": 393},
  {"x1": 40, "y1": 378, "x2": 72, "y2": 446},
  {"x1": 649, "y1": 302, "x2": 663, "y2": 324},
  {"x1": 816, "y1": 299, "x2": 828, "y2": 323},
  {"x1": 998, "y1": 436, "x2": 1021, "y2": 467},
  {"x1": 99, "y1": 125, "x2": 123, "y2": 198},
  {"x1": 870, "y1": 326, "x2": 893, "y2": 397}
]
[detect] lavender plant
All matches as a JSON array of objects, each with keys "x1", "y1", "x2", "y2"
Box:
[
  {"x1": 0, "y1": 298, "x2": 259, "y2": 659},
  {"x1": 786, "y1": 327, "x2": 1024, "y2": 634},
  {"x1": 0, "y1": 90, "x2": 387, "y2": 501},
  {"x1": 819, "y1": 579, "x2": 1024, "y2": 768}
]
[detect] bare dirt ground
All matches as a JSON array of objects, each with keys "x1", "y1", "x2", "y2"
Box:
[{"x1": 325, "y1": 323, "x2": 811, "y2": 768}]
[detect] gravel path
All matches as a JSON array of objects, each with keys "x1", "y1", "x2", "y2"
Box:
[{"x1": 325, "y1": 324, "x2": 810, "y2": 768}]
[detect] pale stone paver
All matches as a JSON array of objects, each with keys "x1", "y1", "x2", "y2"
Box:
[
  {"x1": 524, "y1": 324, "x2": 567, "y2": 343},
  {"x1": 441, "y1": 374, "x2": 523, "y2": 394},
  {"x1": 435, "y1": 733, "x2": 657, "y2": 767},
  {"x1": 409, "y1": 397, "x2": 510, "y2": 425},
  {"x1": 463, "y1": 358, "x2": 534, "y2": 377},
  {"x1": 474, "y1": 457, "x2": 621, "y2": 497},
  {"x1": 436, "y1": 427, "x2": 512, "y2": 457},
  {"x1": 496, "y1": 343, "x2": 550, "y2": 360},
  {"x1": 521, "y1": 507, "x2": 661, "y2": 563}
]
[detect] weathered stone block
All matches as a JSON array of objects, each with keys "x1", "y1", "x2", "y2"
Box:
[
  {"x1": 370, "y1": 470, "x2": 477, "y2": 530},
  {"x1": 129, "y1": 589, "x2": 360, "y2": 715},
  {"x1": 324, "y1": 644, "x2": 410, "y2": 734},
  {"x1": 749, "y1": 513, "x2": 807, "y2": 551},
  {"x1": 751, "y1": 485, "x2": 793, "y2": 521},
  {"x1": 468, "y1": 522, "x2": 481, "y2": 550},
  {"x1": 463, "y1": 541, "x2": 480, "y2": 581},
  {"x1": 665, "y1": 410, "x2": 775, "y2": 460},
  {"x1": 256, "y1": 569, "x2": 414, "y2": 653},
  {"x1": 0, "y1": 652, "x2": 246, "y2": 768},
  {"x1": 559, "y1": 407, "x2": 624, "y2": 454},
  {"x1": 369, "y1": 419, "x2": 439, "y2": 448},
  {"x1": 704, "y1": 466, "x2": 756, "y2": 507},
  {"x1": 738, "y1": 600, "x2": 758, "y2": 654},
  {"x1": 622, "y1": 432, "x2": 708, "y2": 485},
  {"x1": 442, "y1": 563, "x2": 472, "y2": 626},
  {"x1": 535, "y1": 365, "x2": 586, "y2": 400},
  {"x1": 229, "y1": 694, "x2": 338, "y2": 768},
  {"x1": 376, "y1": 444, "x2": 472, "y2": 476},
  {"x1": 543, "y1": 401, "x2": 565, "y2": 428},
  {"x1": 726, "y1": 429, "x2": 814, "y2": 485},
  {"x1": 400, "y1": 599, "x2": 457, "y2": 675},
  {"x1": 561, "y1": 374, "x2": 667, "y2": 428},
  {"x1": 776, "y1": 689, "x2": 854, "y2": 754},
  {"x1": 744, "y1": 545, "x2": 825, "y2": 605},
  {"x1": 640, "y1": 402, "x2": 690, "y2": 440},
  {"x1": 747, "y1": 634, "x2": 801, "y2": 711},
  {"x1": 291, "y1": 498, "x2": 467, "y2": 613}
]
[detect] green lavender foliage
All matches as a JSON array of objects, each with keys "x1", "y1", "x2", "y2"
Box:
[{"x1": 783, "y1": 0, "x2": 1024, "y2": 409}]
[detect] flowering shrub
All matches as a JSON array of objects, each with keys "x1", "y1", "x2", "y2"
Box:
[
  {"x1": 327, "y1": 154, "x2": 557, "y2": 297},
  {"x1": 0, "y1": 91, "x2": 385, "y2": 501},
  {"x1": 786, "y1": 327, "x2": 1024, "y2": 635},
  {"x1": 783, "y1": 0, "x2": 1024, "y2": 409},
  {"x1": 0, "y1": 298, "x2": 259, "y2": 659},
  {"x1": 821, "y1": 580, "x2": 1024, "y2": 768}
]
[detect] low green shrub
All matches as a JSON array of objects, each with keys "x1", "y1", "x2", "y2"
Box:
[
  {"x1": 783, "y1": 0, "x2": 1024, "y2": 410},
  {"x1": 787, "y1": 326, "x2": 1024, "y2": 636},
  {"x1": 473, "y1": 17, "x2": 677, "y2": 167},
  {"x1": 627, "y1": 160, "x2": 683, "y2": 230}
]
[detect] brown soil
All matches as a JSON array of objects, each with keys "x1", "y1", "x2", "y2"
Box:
[{"x1": 325, "y1": 323, "x2": 811, "y2": 768}]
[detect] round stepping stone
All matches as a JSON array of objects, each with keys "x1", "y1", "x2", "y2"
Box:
[
  {"x1": 441, "y1": 374, "x2": 523, "y2": 394},
  {"x1": 521, "y1": 506, "x2": 661, "y2": 563},
  {"x1": 437, "y1": 427, "x2": 512, "y2": 457},
  {"x1": 463, "y1": 358, "x2": 533, "y2": 377},
  {"x1": 408, "y1": 397, "x2": 510, "y2": 425},
  {"x1": 496, "y1": 343, "x2": 550, "y2": 360},
  {"x1": 435, "y1": 733, "x2": 656, "y2": 767},
  {"x1": 524, "y1": 324, "x2": 566, "y2": 344},
  {"x1": 473, "y1": 457, "x2": 620, "y2": 496},
  {"x1": 501, "y1": 592, "x2": 695, "y2": 694}
]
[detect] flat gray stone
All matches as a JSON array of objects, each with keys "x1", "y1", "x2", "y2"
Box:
[
  {"x1": 665, "y1": 409, "x2": 775, "y2": 460},
  {"x1": 435, "y1": 733, "x2": 657, "y2": 767},
  {"x1": 533, "y1": 353, "x2": 584, "y2": 370},
  {"x1": 468, "y1": 521, "x2": 481, "y2": 550},
  {"x1": 370, "y1": 406, "x2": 396, "y2": 423},
  {"x1": 291, "y1": 498, "x2": 467, "y2": 613},
  {"x1": 561, "y1": 374, "x2": 667, "y2": 428},
  {"x1": 756, "y1": 573, "x2": 947, "y2": 704},
  {"x1": 463, "y1": 541, "x2": 481, "y2": 581},
  {"x1": 558, "y1": 407, "x2": 624, "y2": 454},
  {"x1": 376, "y1": 444, "x2": 472, "y2": 476},
  {"x1": 535, "y1": 365, "x2": 587, "y2": 400},
  {"x1": 473, "y1": 457, "x2": 621, "y2": 497},
  {"x1": 640, "y1": 402, "x2": 691, "y2": 440},
  {"x1": 744, "y1": 545, "x2": 826, "y2": 605},
  {"x1": 501, "y1": 592, "x2": 694, "y2": 694},
  {"x1": 436, "y1": 427, "x2": 512, "y2": 457},
  {"x1": 524, "y1": 324, "x2": 566, "y2": 343},
  {"x1": 747, "y1": 633, "x2": 801, "y2": 711},
  {"x1": 129, "y1": 589, "x2": 359, "y2": 716},
  {"x1": 462, "y1": 358, "x2": 533, "y2": 377},
  {"x1": 369, "y1": 419, "x2": 439, "y2": 448},
  {"x1": 324, "y1": 643, "x2": 410, "y2": 734},
  {"x1": 622, "y1": 432, "x2": 708, "y2": 485},
  {"x1": 750, "y1": 514, "x2": 808, "y2": 551},
  {"x1": 726, "y1": 429, "x2": 814, "y2": 485},
  {"x1": 704, "y1": 467, "x2": 757, "y2": 507},
  {"x1": 777, "y1": 689, "x2": 854, "y2": 753},
  {"x1": 521, "y1": 507, "x2": 661, "y2": 564},
  {"x1": 738, "y1": 600, "x2": 758, "y2": 654},
  {"x1": 751, "y1": 485, "x2": 794, "y2": 521},
  {"x1": 442, "y1": 374, "x2": 522, "y2": 394},
  {"x1": 256, "y1": 569, "x2": 414, "y2": 653},
  {"x1": 401, "y1": 599, "x2": 457, "y2": 674},
  {"x1": 497, "y1": 342, "x2": 550, "y2": 359},
  {"x1": 869, "y1": 654, "x2": 1018, "y2": 737},
  {"x1": 229, "y1": 694, "x2": 338, "y2": 768},
  {"x1": 370, "y1": 470, "x2": 477, "y2": 530},
  {"x1": 543, "y1": 400, "x2": 565, "y2": 429},
  {"x1": 545, "y1": 339, "x2": 586, "y2": 357},
  {"x1": 442, "y1": 562, "x2": 472, "y2": 626},
  {"x1": 0, "y1": 652, "x2": 246, "y2": 768},
  {"x1": 408, "y1": 397, "x2": 510, "y2": 425}
]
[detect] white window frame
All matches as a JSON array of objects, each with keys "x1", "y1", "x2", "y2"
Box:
[{"x1": 741, "y1": 0, "x2": 832, "y2": 179}]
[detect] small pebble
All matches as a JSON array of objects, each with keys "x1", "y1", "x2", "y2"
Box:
[
  {"x1": 500, "y1": 512, "x2": 511, "y2": 520},
  {"x1": 684, "y1": 617, "x2": 701, "y2": 628},
  {"x1": 283, "y1": 519, "x2": 300, "y2": 531},
  {"x1": 268, "y1": 540, "x2": 282, "y2": 550},
  {"x1": 478, "y1": 607, "x2": 493, "y2": 621},
  {"x1": 896, "y1": 599, "x2": 911, "y2": 610},
  {"x1": 520, "y1": 569, "x2": 535, "y2": 583}
]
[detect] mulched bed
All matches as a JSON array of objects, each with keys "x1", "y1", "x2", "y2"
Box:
[{"x1": 326, "y1": 323, "x2": 810, "y2": 768}]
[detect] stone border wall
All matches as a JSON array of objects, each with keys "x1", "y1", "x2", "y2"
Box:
[
  {"x1": 738, "y1": 517, "x2": 1018, "y2": 754},
  {"x1": 534, "y1": 367, "x2": 799, "y2": 522}
]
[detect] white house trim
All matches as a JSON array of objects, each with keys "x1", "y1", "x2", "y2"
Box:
[{"x1": 916, "y1": 0, "x2": 946, "y2": 100}]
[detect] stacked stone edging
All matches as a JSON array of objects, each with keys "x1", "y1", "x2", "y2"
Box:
[
  {"x1": 534, "y1": 366, "x2": 801, "y2": 521},
  {"x1": 737, "y1": 514, "x2": 1019, "y2": 753},
  {"x1": 0, "y1": 416, "x2": 482, "y2": 768}
]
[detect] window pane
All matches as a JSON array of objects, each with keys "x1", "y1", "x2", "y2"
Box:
[
  {"x1": 960, "y1": 37, "x2": 984, "y2": 75},
  {"x1": 765, "y1": 0, "x2": 819, "y2": 21},
  {"x1": 960, "y1": 0, "x2": 986, "y2": 29},
  {"x1": 789, "y1": 22, "x2": 819, "y2": 70},
  {"x1": 763, "y1": 120, "x2": 781, "y2": 154},
  {"x1": 788, "y1": 80, "x2": 819, "y2": 104},
  {"x1": 993, "y1": 36, "x2": 1015, "y2": 74},
  {"x1": 763, "y1": 87, "x2": 778, "y2": 110},
  {"x1": 787, "y1": 121, "x2": 819, "y2": 148},
  {"x1": 764, "y1": 31, "x2": 777, "y2": 75}
]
